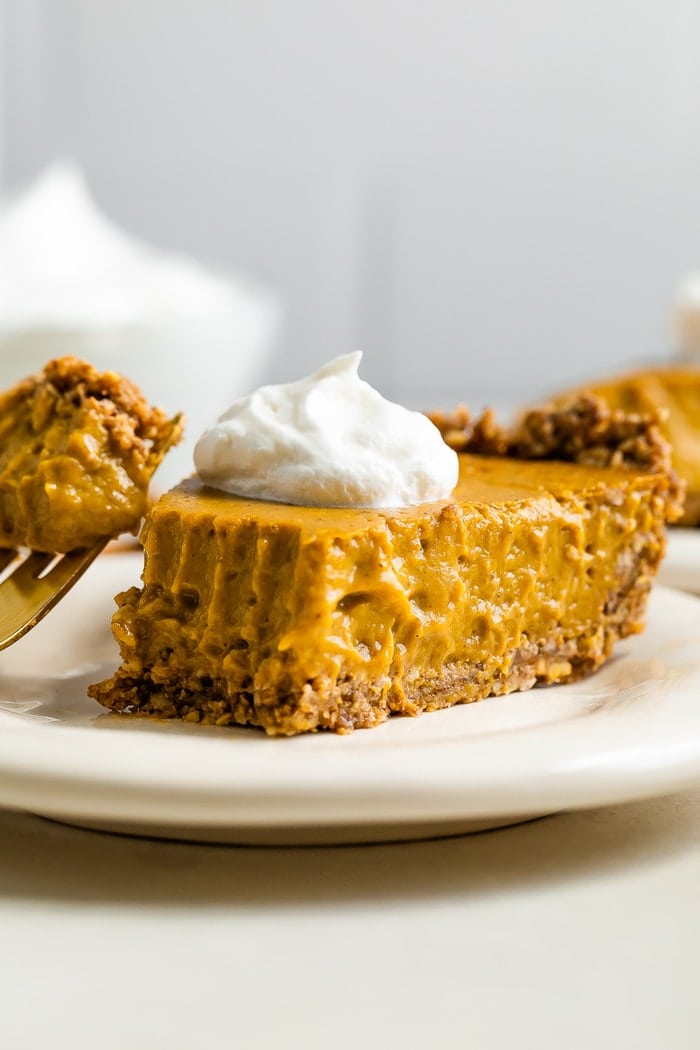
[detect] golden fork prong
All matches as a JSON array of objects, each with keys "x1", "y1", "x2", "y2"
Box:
[
  {"x1": 0, "y1": 549, "x2": 18, "y2": 576},
  {"x1": 0, "y1": 541, "x2": 108, "y2": 651}
]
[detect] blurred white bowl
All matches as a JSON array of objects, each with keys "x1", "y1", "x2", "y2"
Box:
[
  {"x1": 0, "y1": 287, "x2": 280, "y2": 493},
  {"x1": 0, "y1": 162, "x2": 281, "y2": 490}
]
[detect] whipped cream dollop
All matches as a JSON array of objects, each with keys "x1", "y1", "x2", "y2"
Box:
[{"x1": 194, "y1": 353, "x2": 459, "y2": 508}]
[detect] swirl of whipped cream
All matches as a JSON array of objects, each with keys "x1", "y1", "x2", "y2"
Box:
[{"x1": 193, "y1": 353, "x2": 458, "y2": 508}]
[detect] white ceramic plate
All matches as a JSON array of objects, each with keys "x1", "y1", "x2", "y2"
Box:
[
  {"x1": 659, "y1": 528, "x2": 700, "y2": 595},
  {"x1": 1, "y1": 552, "x2": 700, "y2": 845}
]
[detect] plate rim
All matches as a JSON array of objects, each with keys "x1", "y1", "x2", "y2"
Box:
[{"x1": 1, "y1": 582, "x2": 700, "y2": 830}]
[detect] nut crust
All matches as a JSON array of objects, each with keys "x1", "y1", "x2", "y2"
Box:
[{"x1": 429, "y1": 394, "x2": 685, "y2": 522}]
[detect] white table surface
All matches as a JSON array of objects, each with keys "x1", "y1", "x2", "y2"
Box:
[{"x1": 1, "y1": 792, "x2": 699, "y2": 1050}]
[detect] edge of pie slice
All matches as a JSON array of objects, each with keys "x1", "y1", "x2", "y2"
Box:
[{"x1": 548, "y1": 366, "x2": 700, "y2": 525}]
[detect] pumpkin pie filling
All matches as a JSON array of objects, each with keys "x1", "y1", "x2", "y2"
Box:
[{"x1": 89, "y1": 397, "x2": 682, "y2": 735}]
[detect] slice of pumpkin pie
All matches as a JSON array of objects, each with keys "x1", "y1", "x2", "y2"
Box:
[{"x1": 89, "y1": 383, "x2": 682, "y2": 736}]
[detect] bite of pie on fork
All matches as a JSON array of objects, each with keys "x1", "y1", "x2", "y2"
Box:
[{"x1": 0, "y1": 356, "x2": 181, "y2": 649}]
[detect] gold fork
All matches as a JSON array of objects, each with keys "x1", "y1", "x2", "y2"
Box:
[{"x1": 0, "y1": 542, "x2": 109, "y2": 651}]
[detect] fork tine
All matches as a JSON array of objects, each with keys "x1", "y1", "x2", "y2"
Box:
[
  {"x1": 0, "y1": 541, "x2": 108, "y2": 651},
  {"x1": 8, "y1": 551, "x2": 55, "y2": 587},
  {"x1": 0, "y1": 548, "x2": 19, "y2": 574},
  {"x1": 40, "y1": 545, "x2": 107, "y2": 590}
]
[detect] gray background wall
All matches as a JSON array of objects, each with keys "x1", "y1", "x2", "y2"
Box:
[{"x1": 2, "y1": 0, "x2": 700, "y2": 407}]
